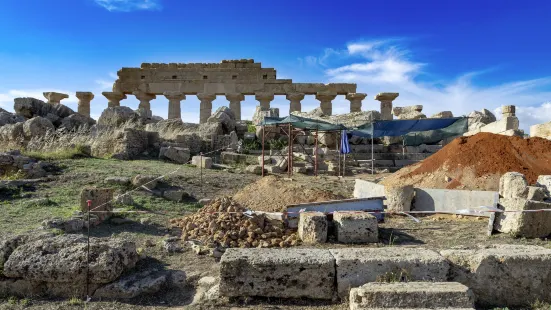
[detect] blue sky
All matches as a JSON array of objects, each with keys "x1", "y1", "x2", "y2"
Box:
[{"x1": 1, "y1": 0, "x2": 550, "y2": 131}]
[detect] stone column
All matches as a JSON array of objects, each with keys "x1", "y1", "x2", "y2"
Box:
[
  {"x1": 286, "y1": 93, "x2": 305, "y2": 113},
  {"x1": 345, "y1": 93, "x2": 367, "y2": 113},
  {"x1": 225, "y1": 93, "x2": 245, "y2": 121},
  {"x1": 133, "y1": 91, "x2": 156, "y2": 111},
  {"x1": 375, "y1": 92, "x2": 399, "y2": 120},
  {"x1": 43, "y1": 92, "x2": 69, "y2": 105},
  {"x1": 197, "y1": 93, "x2": 216, "y2": 124},
  {"x1": 75, "y1": 92, "x2": 94, "y2": 117},
  {"x1": 502, "y1": 105, "x2": 516, "y2": 117},
  {"x1": 102, "y1": 92, "x2": 127, "y2": 108},
  {"x1": 315, "y1": 92, "x2": 337, "y2": 116},
  {"x1": 255, "y1": 92, "x2": 274, "y2": 110},
  {"x1": 164, "y1": 91, "x2": 185, "y2": 119}
]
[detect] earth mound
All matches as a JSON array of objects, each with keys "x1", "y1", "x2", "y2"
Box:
[
  {"x1": 232, "y1": 175, "x2": 345, "y2": 212},
  {"x1": 381, "y1": 133, "x2": 551, "y2": 191}
]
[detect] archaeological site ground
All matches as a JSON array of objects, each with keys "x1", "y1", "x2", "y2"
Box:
[{"x1": 1, "y1": 55, "x2": 551, "y2": 310}]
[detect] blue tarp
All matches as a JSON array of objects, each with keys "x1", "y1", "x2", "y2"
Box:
[{"x1": 351, "y1": 117, "x2": 464, "y2": 138}]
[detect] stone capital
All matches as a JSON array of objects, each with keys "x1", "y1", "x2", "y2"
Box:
[
  {"x1": 75, "y1": 91, "x2": 94, "y2": 101},
  {"x1": 43, "y1": 92, "x2": 69, "y2": 104},
  {"x1": 286, "y1": 93, "x2": 305, "y2": 101},
  {"x1": 132, "y1": 91, "x2": 156, "y2": 101},
  {"x1": 502, "y1": 105, "x2": 516, "y2": 116},
  {"x1": 225, "y1": 93, "x2": 245, "y2": 102},
  {"x1": 163, "y1": 91, "x2": 186, "y2": 101},
  {"x1": 375, "y1": 92, "x2": 399, "y2": 101},
  {"x1": 315, "y1": 92, "x2": 337, "y2": 101},
  {"x1": 255, "y1": 92, "x2": 274, "y2": 101},
  {"x1": 197, "y1": 93, "x2": 216, "y2": 102},
  {"x1": 345, "y1": 93, "x2": 367, "y2": 101},
  {"x1": 102, "y1": 92, "x2": 127, "y2": 101}
]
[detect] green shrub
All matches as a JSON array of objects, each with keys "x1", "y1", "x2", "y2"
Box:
[{"x1": 247, "y1": 124, "x2": 256, "y2": 133}]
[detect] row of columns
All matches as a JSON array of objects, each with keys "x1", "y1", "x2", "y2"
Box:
[{"x1": 42, "y1": 91, "x2": 401, "y2": 123}]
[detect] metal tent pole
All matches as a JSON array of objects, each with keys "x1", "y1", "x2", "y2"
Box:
[
  {"x1": 261, "y1": 125, "x2": 265, "y2": 177},
  {"x1": 314, "y1": 128, "x2": 318, "y2": 177},
  {"x1": 288, "y1": 123, "x2": 292, "y2": 178},
  {"x1": 371, "y1": 123, "x2": 374, "y2": 175},
  {"x1": 337, "y1": 130, "x2": 341, "y2": 177}
]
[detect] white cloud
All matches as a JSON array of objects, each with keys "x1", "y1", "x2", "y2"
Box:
[
  {"x1": 94, "y1": 0, "x2": 162, "y2": 12},
  {"x1": 311, "y1": 39, "x2": 551, "y2": 132},
  {"x1": 0, "y1": 89, "x2": 78, "y2": 112},
  {"x1": 95, "y1": 80, "x2": 113, "y2": 90}
]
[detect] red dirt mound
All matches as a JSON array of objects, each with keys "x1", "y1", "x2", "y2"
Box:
[{"x1": 382, "y1": 133, "x2": 551, "y2": 191}]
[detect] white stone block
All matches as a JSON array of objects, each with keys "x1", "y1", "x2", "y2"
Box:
[
  {"x1": 499, "y1": 172, "x2": 528, "y2": 199},
  {"x1": 494, "y1": 198, "x2": 551, "y2": 238}
]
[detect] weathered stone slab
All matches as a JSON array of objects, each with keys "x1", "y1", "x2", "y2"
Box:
[
  {"x1": 329, "y1": 247, "x2": 448, "y2": 297},
  {"x1": 3, "y1": 235, "x2": 138, "y2": 284},
  {"x1": 298, "y1": 212, "x2": 327, "y2": 244},
  {"x1": 414, "y1": 188, "x2": 497, "y2": 217},
  {"x1": 333, "y1": 212, "x2": 378, "y2": 243},
  {"x1": 494, "y1": 198, "x2": 551, "y2": 238},
  {"x1": 219, "y1": 248, "x2": 335, "y2": 299},
  {"x1": 441, "y1": 244, "x2": 551, "y2": 306},
  {"x1": 94, "y1": 269, "x2": 168, "y2": 299},
  {"x1": 349, "y1": 282, "x2": 475, "y2": 309},
  {"x1": 353, "y1": 179, "x2": 385, "y2": 199}
]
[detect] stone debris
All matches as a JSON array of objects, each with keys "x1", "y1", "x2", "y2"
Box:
[
  {"x1": 467, "y1": 109, "x2": 496, "y2": 132},
  {"x1": 104, "y1": 176, "x2": 131, "y2": 185},
  {"x1": 333, "y1": 211, "x2": 378, "y2": 243},
  {"x1": 536, "y1": 175, "x2": 551, "y2": 195},
  {"x1": 192, "y1": 276, "x2": 220, "y2": 304},
  {"x1": 0, "y1": 151, "x2": 53, "y2": 179},
  {"x1": 441, "y1": 244, "x2": 551, "y2": 306},
  {"x1": 298, "y1": 212, "x2": 328, "y2": 244},
  {"x1": 169, "y1": 197, "x2": 299, "y2": 249},
  {"x1": 330, "y1": 247, "x2": 449, "y2": 297},
  {"x1": 219, "y1": 248, "x2": 335, "y2": 299},
  {"x1": 530, "y1": 120, "x2": 551, "y2": 140},
  {"x1": 431, "y1": 111, "x2": 454, "y2": 118},
  {"x1": 494, "y1": 197, "x2": 551, "y2": 237},
  {"x1": 349, "y1": 282, "x2": 475, "y2": 309},
  {"x1": 245, "y1": 164, "x2": 264, "y2": 175}
]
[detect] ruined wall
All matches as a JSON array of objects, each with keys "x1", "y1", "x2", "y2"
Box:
[{"x1": 114, "y1": 59, "x2": 356, "y2": 95}]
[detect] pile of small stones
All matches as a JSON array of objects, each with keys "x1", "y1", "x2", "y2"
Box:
[{"x1": 169, "y1": 197, "x2": 299, "y2": 248}]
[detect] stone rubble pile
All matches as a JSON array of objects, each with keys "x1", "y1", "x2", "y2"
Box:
[
  {"x1": 169, "y1": 197, "x2": 299, "y2": 248},
  {"x1": 0, "y1": 150, "x2": 54, "y2": 179}
]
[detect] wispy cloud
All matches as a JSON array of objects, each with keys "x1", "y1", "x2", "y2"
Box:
[
  {"x1": 94, "y1": 0, "x2": 162, "y2": 12},
  {"x1": 308, "y1": 38, "x2": 551, "y2": 132}
]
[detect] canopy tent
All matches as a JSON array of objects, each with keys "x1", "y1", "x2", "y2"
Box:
[
  {"x1": 260, "y1": 114, "x2": 345, "y2": 131},
  {"x1": 351, "y1": 117, "x2": 465, "y2": 138}
]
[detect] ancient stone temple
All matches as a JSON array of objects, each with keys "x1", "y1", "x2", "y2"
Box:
[{"x1": 107, "y1": 59, "x2": 372, "y2": 123}]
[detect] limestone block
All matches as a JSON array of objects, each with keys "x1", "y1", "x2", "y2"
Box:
[
  {"x1": 329, "y1": 247, "x2": 449, "y2": 297},
  {"x1": 502, "y1": 104, "x2": 516, "y2": 117},
  {"x1": 527, "y1": 186, "x2": 548, "y2": 201},
  {"x1": 480, "y1": 116, "x2": 519, "y2": 134},
  {"x1": 265, "y1": 165, "x2": 281, "y2": 174},
  {"x1": 43, "y1": 92, "x2": 69, "y2": 104},
  {"x1": 132, "y1": 174, "x2": 159, "y2": 190},
  {"x1": 499, "y1": 172, "x2": 528, "y2": 199},
  {"x1": 94, "y1": 269, "x2": 167, "y2": 299},
  {"x1": 385, "y1": 185, "x2": 414, "y2": 212},
  {"x1": 292, "y1": 166, "x2": 306, "y2": 174},
  {"x1": 494, "y1": 198, "x2": 551, "y2": 238},
  {"x1": 80, "y1": 187, "x2": 114, "y2": 221},
  {"x1": 430, "y1": 111, "x2": 454, "y2": 118},
  {"x1": 219, "y1": 248, "x2": 335, "y2": 299},
  {"x1": 441, "y1": 244, "x2": 551, "y2": 306},
  {"x1": 3, "y1": 234, "x2": 138, "y2": 284},
  {"x1": 333, "y1": 211, "x2": 378, "y2": 243},
  {"x1": 23, "y1": 117, "x2": 55, "y2": 139},
  {"x1": 530, "y1": 121, "x2": 551, "y2": 140},
  {"x1": 159, "y1": 146, "x2": 190, "y2": 164},
  {"x1": 162, "y1": 189, "x2": 186, "y2": 202},
  {"x1": 537, "y1": 175, "x2": 551, "y2": 195},
  {"x1": 349, "y1": 282, "x2": 475, "y2": 310},
  {"x1": 393, "y1": 105, "x2": 423, "y2": 116},
  {"x1": 298, "y1": 211, "x2": 328, "y2": 244},
  {"x1": 192, "y1": 156, "x2": 213, "y2": 169},
  {"x1": 245, "y1": 165, "x2": 263, "y2": 175}
]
